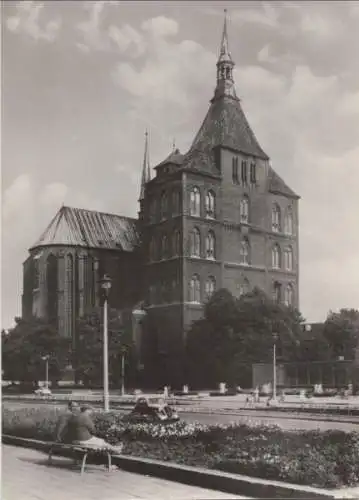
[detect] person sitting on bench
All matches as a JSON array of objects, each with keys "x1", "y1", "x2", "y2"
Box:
[
  {"x1": 66, "y1": 405, "x2": 123, "y2": 453},
  {"x1": 54, "y1": 401, "x2": 80, "y2": 443}
]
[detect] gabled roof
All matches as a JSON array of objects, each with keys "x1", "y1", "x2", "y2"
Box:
[
  {"x1": 155, "y1": 148, "x2": 184, "y2": 169},
  {"x1": 268, "y1": 167, "x2": 299, "y2": 199},
  {"x1": 30, "y1": 206, "x2": 139, "y2": 252}
]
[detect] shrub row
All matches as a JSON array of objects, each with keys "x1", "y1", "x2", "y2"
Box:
[{"x1": 2, "y1": 404, "x2": 359, "y2": 489}]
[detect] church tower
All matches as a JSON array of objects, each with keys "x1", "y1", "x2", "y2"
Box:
[{"x1": 141, "y1": 10, "x2": 299, "y2": 387}]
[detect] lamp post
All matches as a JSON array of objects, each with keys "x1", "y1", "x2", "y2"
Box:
[
  {"x1": 272, "y1": 332, "x2": 279, "y2": 402},
  {"x1": 41, "y1": 355, "x2": 50, "y2": 390},
  {"x1": 100, "y1": 274, "x2": 112, "y2": 412},
  {"x1": 120, "y1": 347, "x2": 126, "y2": 396}
]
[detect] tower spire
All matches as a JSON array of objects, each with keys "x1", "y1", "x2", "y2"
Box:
[
  {"x1": 213, "y1": 9, "x2": 237, "y2": 101},
  {"x1": 139, "y1": 129, "x2": 151, "y2": 201}
]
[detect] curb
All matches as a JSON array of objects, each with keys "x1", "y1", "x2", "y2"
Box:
[{"x1": 2, "y1": 434, "x2": 353, "y2": 499}]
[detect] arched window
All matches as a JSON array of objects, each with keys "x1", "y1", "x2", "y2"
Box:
[
  {"x1": 239, "y1": 239, "x2": 250, "y2": 265},
  {"x1": 239, "y1": 278, "x2": 250, "y2": 297},
  {"x1": 284, "y1": 207, "x2": 293, "y2": 235},
  {"x1": 205, "y1": 190, "x2": 215, "y2": 218},
  {"x1": 161, "y1": 234, "x2": 168, "y2": 259},
  {"x1": 33, "y1": 251, "x2": 42, "y2": 289},
  {"x1": 46, "y1": 254, "x2": 58, "y2": 323},
  {"x1": 240, "y1": 196, "x2": 249, "y2": 223},
  {"x1": 172, "y1": 277, "x2": 178, "y2": 302},
  {"x1": 189, "y1": 274, "x2": 201, "y2": 303},
  {"x1": 284, "y1": 284, "x2": 293, "y2": 307},
  {"x1": 272, "y1": 244, "x2": 281, "y2": 269},
  {"x1": 160, "y1": 191, "x2": 168, "y2": 220},
  {"x1": 272, "y1": 204, "x2": 281, "y2": 232},
  {"x1": 205, "y1": 276, "x2": 216, "y2": 300},
  {"x1": 190, "y1": 186, "x2": 201, "y2": 217},
  {"x1": 149, "y1": 199, "x2": 157, "y2": 223},
  {"x1": 205, "y1": 231, "x2": 215, "y2": 259},
  {"x1": 172, "y1": 229, "x2": 180, "y2": 256},
  {"x1": 172, "y1": 190, "x2": 180, "y2": 216},
  {"x1": 273, "y1": 282, "x2": 281, "y2": 304},
  {"x1": 284, "y1": 246, "x2": 293, "y2": 271},
  {"x1": 150, "y1": 237, "x2": 157, "y2": 261},
  {"x1": 149, "y1": 285, "x2": 156, "y2": 305},
  {"x1": 190, "y1": 227, "x2": 201, "y2": 257}
]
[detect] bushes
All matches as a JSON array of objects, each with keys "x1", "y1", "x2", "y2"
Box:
[{"x1": 2, "y1": 404, "x2": 359, "y2": 489}]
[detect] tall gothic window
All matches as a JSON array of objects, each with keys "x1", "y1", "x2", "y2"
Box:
[
  {"x1": 190, "y1": 186, "x2": 201, "y2": 216},
  {"x1": 33, "y1": 252, "x2": 42, "y2": 289},
  {"x1": 149, "y1": 199, "x2": 157, "y2": 223},
  {"x1": 273, "y1": 282, "x2": 281, "y2": 304},
  {"x1": 250, "y1": 162, "x2": 257, "y2": 184},
  {"x1": 284, "y1": 207, "x2": 293, "y2": 235},
  {"x1": 239, "y1": 278, "x2": 250, "y2": 297},
  {"x1": 240, "y1": 196, "x2": 249, "y2": 223},
  {"x1": 284, "y1": 284, "x2": 294, "y2": 307},
  {"x1": 272, "y1": 204, "x2": 281, "y2": 232},
  {"x1": 189, "y1": 274, "x2": 201, "y2": 303},
  {"x1": 205, "y1": 276, "x2": 216, "y2": 300},
  {"x1": 161, "y1": 234, "x2": 168, "y2": 259},
  {"x1": 232, "y1": 157, "x2": 239, "y2": 184},
  {"x1": 241, "y1": 160, "x2": 248, "y2": 184},
  {"x1": 239, "y1": 239, "x2": 250, "y2": 265},
  {"x1": 172, "y1": 190, "x2": 180, "y2": 216},
  {"x1": 150, "y1": 237, "x2": 157, "y2": 261},
  {"x1": 172, "y1": 229, "x2": 180, "y2": 256},
  {"x1": 160, "y1": 191, "x2": 168, "y2": 220},
  {"x1": 284, "y1": 246, "x2": 293, "y2": 271},
  {"x1": 205, "y1": 190, "x2": 215, "y2": 218},
  {"x1": 272, "y1": 244, "x2": 281, "y2": 269},
  {"x1": 205, "y1": 231, "x2": 216, "y2": 259},
  {"x1": 46, "y1": 254, "x2": 58, "y2": 324},
  {"x1": 149, "y1": 284, "x2": 156, "y2": 305},
  {"x1": 190, "y1": 227, "x2": 201, "y2": 257}
]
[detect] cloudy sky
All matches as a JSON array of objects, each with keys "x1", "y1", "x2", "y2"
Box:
[{"x1": 2, "y1": 0, "x2": 359, "y2": 328}]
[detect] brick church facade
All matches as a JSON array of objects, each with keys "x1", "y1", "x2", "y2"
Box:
[{"x1": 22, "y1": 14, "x2": 299, "y2": 387}]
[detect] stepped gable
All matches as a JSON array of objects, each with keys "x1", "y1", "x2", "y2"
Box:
[{"x1": 30, "y1": 205, "x2": 139, "y2": 251}]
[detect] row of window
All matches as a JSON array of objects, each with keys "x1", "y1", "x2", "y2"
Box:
[
  {"x1": 148, "y1": 275, "x2": 217, "y2": 305},
  {"x1": 149, "y1": 188, "x2": 216, "y2": 222},
  {"x1": 272, "y1": 245, "x2": 294, "y2": 271},
  {"x1": 273, "y1": 282, "x2": 294, "y2": 307},
  {"x1": 232, "y1": 158, "x2": 257, "y2": 185},
  {"x1": 272, "y1": 204, "x2": 293, "y2": 234}
]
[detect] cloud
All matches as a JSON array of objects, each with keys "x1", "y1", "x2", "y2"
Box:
[
  {"x1": 5, "y1": 1, "x2": 61, "y2": 42},
  {"x1": 231, "y1": 2, "x2": 280, "y2": 28}
]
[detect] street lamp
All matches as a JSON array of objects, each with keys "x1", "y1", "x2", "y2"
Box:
[
  {"x1": 100, "y1": 274, "x2": 112, "y2": 412},
  {"x1": 120, "y1": 347, "x2": 126, "y2": 397},
  {"x1": 41, "y1": 355, "x2": 50, "y2": 390},
  {"x1": 272, "y1": 332, "x2": 279, "y2": 402}
]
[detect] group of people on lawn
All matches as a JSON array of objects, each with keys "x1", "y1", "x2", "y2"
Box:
[{"x1": 55, "y1": 402, "x2": 123, "y2": 454}]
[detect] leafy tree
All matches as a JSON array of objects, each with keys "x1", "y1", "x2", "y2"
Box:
[
  {"x1": 186, "y1": 287, "x2": 305, "y2": 388},
  {"x1": 322, "y1": 309, "x2": 359, "y2": 360},
  {"x1": 75, "y1": 307, "x2": 137, "y2": 387},
  {"x1": 2, "y1": 317, "x2": 70, "y2": 386}
]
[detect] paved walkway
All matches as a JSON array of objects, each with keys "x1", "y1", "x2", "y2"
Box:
[{"x1": 2, "y1": 445, "x2": 247, "y2": 500}]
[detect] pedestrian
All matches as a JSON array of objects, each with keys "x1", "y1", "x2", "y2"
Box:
[
  {"x1": 54, "y1": 401, "x2": 80, "y2": 443},
  {"x1": 67, "y1": 405, "x2": 123, "y2": 453}
]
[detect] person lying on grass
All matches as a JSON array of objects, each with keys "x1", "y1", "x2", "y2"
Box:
[{"x1": 66, "y1": 405, "x2": 123, "y2": 453}]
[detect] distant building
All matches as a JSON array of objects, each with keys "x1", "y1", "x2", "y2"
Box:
[{"x1": 22, "y1": 13, "x2": 299, "y2": 387}]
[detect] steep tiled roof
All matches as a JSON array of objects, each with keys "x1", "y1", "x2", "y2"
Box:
[
  {"x1": 31, "y1": 206, "x2": 139, "y2": 251},
  {"x1": 268, "y1": 167, "x2": 299, "y2": 199},
  {"x1": 156, "y1": 149, "x2": 184, "y2": 168},
  {"x1": 182, "y1": 96, "x2": 269, "y2": 173}
]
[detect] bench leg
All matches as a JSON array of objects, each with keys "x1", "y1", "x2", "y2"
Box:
[
  {"x1": 107, "y1": 452, "x2": 112, "y2": 472},
  {"x1": 80, "y1": 453, "x2": 88, "y2": 475}
]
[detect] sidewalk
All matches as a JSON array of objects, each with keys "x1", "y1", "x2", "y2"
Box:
[{"x1": 2, "y1": 445, "x2": 248, "y2": 500}]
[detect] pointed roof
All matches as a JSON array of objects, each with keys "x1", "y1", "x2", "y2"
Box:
[
  {"x1": 155, "y1": 148, "x2": 184, "y2": 169},
  {"x1": 30, "y1": 206, "x2": 139, "y2": 251},
  {"x1": 268, "y1": 167, "x2": 299, "y2": 199},
  {"x1": 182, "y1": 10, "x2": 268, "y2": 172},
  {"x1": 139, "y1": 130, "x2": 151, "y2": 201}
]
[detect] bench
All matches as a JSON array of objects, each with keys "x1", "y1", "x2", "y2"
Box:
[{"x1": 48, "y1": 443, "x2": 115, "y2": 474}]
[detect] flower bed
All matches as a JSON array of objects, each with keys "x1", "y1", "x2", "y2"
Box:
[{"x1": 2, "y1": 404, "x2": 359, "y2": 489}]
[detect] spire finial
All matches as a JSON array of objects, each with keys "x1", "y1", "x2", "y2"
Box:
[
  {"x1": 139, "y1": 129, "x2": 151, "y2": 201},
  {"x1": 213, "y1": 9, "x2": 237, "y2": 101},
  {"x1": 172, "y1": 138, "x2": 176, "y2": 152}
]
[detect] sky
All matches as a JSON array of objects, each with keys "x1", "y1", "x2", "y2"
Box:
[{"x1": 2, "y1": 0, "x2": 359, "y2": 329}]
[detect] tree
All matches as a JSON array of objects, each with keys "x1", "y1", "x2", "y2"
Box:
[
  {"x1": 2, "y1": 317, "x2": 70, "y2": 386},
  {"x1": 186, "y1": 287, "x2": 305, "y2": 388},
  {"x1": 322, "y1": 309, "x2": 359, "y2": 360},
  {"x1": 75, "y1": 307, "x2": 137, "y2": 387}
]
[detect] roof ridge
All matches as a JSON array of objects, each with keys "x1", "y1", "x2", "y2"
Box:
[{"x1": 61, "y1": 205, "x2": 137, "y2": 221}]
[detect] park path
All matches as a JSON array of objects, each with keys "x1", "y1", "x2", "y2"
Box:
[{"x1": 2, "y1": 445, "x2": 247, "y2": 500}]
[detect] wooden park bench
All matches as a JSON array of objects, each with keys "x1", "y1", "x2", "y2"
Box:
[{"x1": 47, "y1": 442, "x2": 116, "y2": 475}]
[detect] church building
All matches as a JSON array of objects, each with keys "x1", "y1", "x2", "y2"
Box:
[{"x1": 22, "y1": 13, "x2": 299, "y2": 387}]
